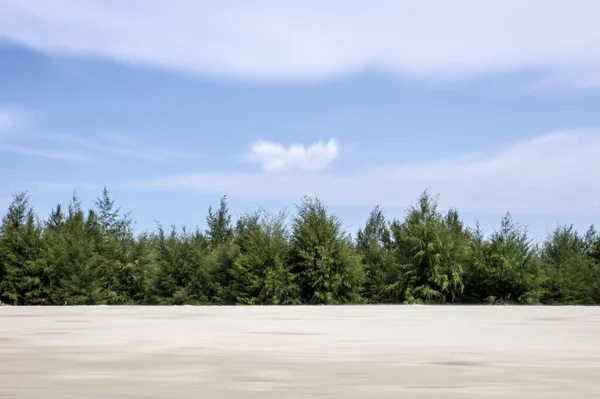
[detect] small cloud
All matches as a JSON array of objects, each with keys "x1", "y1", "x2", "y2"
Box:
[{"x1": 248, "y1": 139, "x2": 339, "y2": 172}]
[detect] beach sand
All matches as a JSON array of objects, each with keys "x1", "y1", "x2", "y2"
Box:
[{"x1": 1, "y1": 305, "x2": 599, "y2": 398}]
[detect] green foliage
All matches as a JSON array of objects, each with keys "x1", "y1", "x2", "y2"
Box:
[
  {"x1": 0, "y1": 192, "x2": 46, "y2": 305},
  {"x1": 42, "y1": 193, "x2": 103, "y2": 305},
  {"x1": 206, "y1": 195, "x2": 234, "y2": 248},
  {"x1": 540, "y1": 225, "x2": 599, "y2": 304},
  {"x1": 205, "y1": 239, "x2": 239, "y2": 304},
  {"x1": 461, "y1": 222, "x2": 487, "y2": 303},
  {"x1": 229, "y1": 210, "x2": 299, "y2": 304},
  {"x1": 388, "y1": 191, "x2": 467, "y2": 304},
  {"x1": 92, "y1": 188, "x2": 152, "y2": 304},
  {"x1": 151, "y1": 224, "x2": 212, "y2": 305},
  {"x1": 356, "y1": 206, "x2": 396, "y2": 302},
  {"x1": 463, "y1": 213, "x2": 542, "y2": 304},
  {"x1": 0, "y1": 188, "x2": 598, "y2": 306},
  {"x1": 289, "y1": 196, "x2": 365, "y2": 304},
  {"x1": 583, "y1": 226, "x2": 600, "y2": 264}
]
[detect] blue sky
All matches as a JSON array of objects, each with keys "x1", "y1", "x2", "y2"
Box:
[{"x1": 1, "y1": 0, "x2": 600, "y2": 241}]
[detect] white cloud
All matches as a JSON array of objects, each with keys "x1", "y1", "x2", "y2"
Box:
[
  {"x1": 131, "y1": 130, "x2": 600, "y2": 215},
  {"x1": 249, "y1": 139, "x2": 338, "y2": 172},
  {"x1": 1, "y1": 1, "x2": 600, "y2": 88}
]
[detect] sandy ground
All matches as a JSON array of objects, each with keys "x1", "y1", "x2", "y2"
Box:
[{"x1": 1, "y1": 306, "x2": 600, "y2": 398}]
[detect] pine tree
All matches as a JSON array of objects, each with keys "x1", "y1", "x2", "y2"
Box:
[
  {"x1": 583, "y1": 225, "x2": 600, "y2": 264},
  {"x1": 202, "y1": 195, "x2": 237, "y2": 302},
  {"x1": 205, "y1": 239, "x2": 239, "y2": 304},
  {"x1": 356, "y1": 205, "x2": 397, "y2": 302},
  {"x1": 1, "y1": 186, "x2": 599, "y2": 306},
  {"x1": 151, "y1": 224, "x2": 212, "y2": 304},
  {"x1": 206, "y1": 195, "x2": 234, "y2": 248},
  {"x1": 0, "y1": 192, "x2": 46, "y2": 305},
  {"x1": 230, "y1": 210, "x2": 298, "y2": 304},
  {"x1": 462, "y1": 221, "x2": 488, "y2": 302},
  {"x1": 440, "y1": 208, "x2": 470, "y2": 302},
  {"x1": 289, "y1": 196, "x2": 364, "y2": 304},
  {"x1": 388, "y1": 191, "x2": 466, "y2": 304},
  {"x1": 89, "y1": 188, "x2": 151, "y2": 304},
  {"x1": 482, "y1": 213, "x2": 542, "y2": 304},
  {"x1": 43, "y1": 193, "x2": 102, "y2": 305},
  {"x1": 540, "y1": 225, "x2": 597, "y2": 304}
]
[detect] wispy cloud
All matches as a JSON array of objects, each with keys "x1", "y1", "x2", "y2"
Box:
[
  {"x1": 43, "y1": 132, "x2": 201, "y2": 163},
  {"x1": 0, "y1": 105, "x2": 91, "y2": 161},
  {"x1": 1, "y1": 1, "x2": 599, "y2": 88},
  {"x1": 1, "y1": 130, "x2": 200, "y2": 162},
  {"x1": 1, "y1": 130, "x2": 201, "y2": 163},
  {"x1": 131, "y1": 130, "x2": 600, "y2": 215},
  {"x1": 0, "y1": 143, "x2": 90, "y2": 162},
  {"x1": 0, "y1": 106, "x2": 30, "y2": 139},
  {"x1": 0, "y1": 104, "x2": 201, "y2": 162},
  {"x1": 249, "y1": 139, "x2": 339, "y2": 172}
]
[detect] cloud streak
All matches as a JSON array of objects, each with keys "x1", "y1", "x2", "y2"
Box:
[
  {"x1": 131, "y1": 130, "x2": 600, "y2": 215},
  {"x1": 1, "y1": 130, "x2": 199, "y2": 163},
  {"x1": 43, "y1": 132, "x2": 202, "y2": 163},
  {"x1": 0, "y1": 143, "x2": 90, "y2": 162},
  {"x1": 0, "y1": 105, "x2": 201, "y2": 162},
  {"x1": 0, "y1": 106, "x2": 29, "y2": 139},
  {"x1": 1, "y1": 0, "x2": 600, "y2": 88},
  {"x1": 0, "y1": 130, "x2": 201, "y2": 162}
]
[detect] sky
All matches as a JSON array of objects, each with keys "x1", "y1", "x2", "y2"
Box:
[{"x1": 1, "y1": 0, "x2": 600, "y2": 242}]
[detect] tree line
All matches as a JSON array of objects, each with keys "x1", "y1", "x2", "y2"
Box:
[{"x1": 1, "y1": 188, "x2": 599, "y2": 306}]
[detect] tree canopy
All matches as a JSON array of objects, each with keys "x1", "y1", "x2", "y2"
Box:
[{"x1": 1, "y1": 188, "x2": 598, "y2": 306}]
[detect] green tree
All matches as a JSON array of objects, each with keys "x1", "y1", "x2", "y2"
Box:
[
  {"x1": 388, "y1": 191, "x2": 466, "y2": 304},
  {"x1": 540, "y1": 225, "x2": 598, "y2": 304},
  {"x1": 2, "y1": 186, "x2": 600, "y2": 307},
  {"x1": 205, "y1": 239, "x2": 239, "y2": 304},
  {"x1": 89, "y1": 188, "x2": 152, "y2": 304},
  {"x1": 151, "y1": 225, "x2": 212, "y2": 304},
  {"x1": 229, "y1": 210, "x2": 298, "y2": 304},
  {"x1": 42, "y1": 193, "x2": 102, "y2": 305},
  {"x1": 440, "y1": 208, "x2": 470, "y2": 302},
  {"x1": 583, "y1": 225, "x2": 600, "y2": 264},
  {"x1": 462, "y1": 221, "x2": 488, "y2": 302},
  {"x1": 480, "y1": 213, "x2": 542, "y2": 304},
  {"x1": 206, "y1": 195, "x2": 234, "y2": 248},
  {"x1": 289, "y1": 196, "x2": 364, "y2": 304},
  {"x1": 356, "y1": 205, "x2": 397, "y2": 302},
  {"x1": 0, "y1": 192, "x2": 46, "y2": 305},
  {"x1": 201, "y1": 195, "x2": 237, "y2": 303}
]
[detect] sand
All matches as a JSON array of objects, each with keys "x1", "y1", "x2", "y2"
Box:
[{"x1": 1, "y1": 305, "x2": 599, "y2": 398}]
